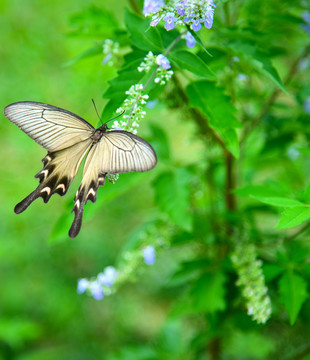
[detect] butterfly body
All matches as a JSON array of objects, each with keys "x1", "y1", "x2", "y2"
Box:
[{"x1": 4, "y1": 101, "x2": 157, "y2": 238}]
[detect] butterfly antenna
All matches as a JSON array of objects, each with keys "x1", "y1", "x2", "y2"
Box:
[
  {"x1": 92, "y1": 99, "x2": 103, "y2": 125},
  {"x1": 105, "y1": 110, "x2": 126, "y2": 127}
]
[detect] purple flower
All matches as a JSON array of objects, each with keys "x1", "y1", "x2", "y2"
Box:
[
  {"x1": 77, "y1": 278, "x2": 89, "y2": 294},
  {"x1": 143, "y1": 245, "x2": 156, "y2": 265},
  {"x1": 191, "y1": 19, "x2": 201, "y2": 31},
  {"x1": 204, "y1": 9, "x2": 214, "y2": 29},
  {"x1": 156, "y1": 54, "x2": 171, "y2": 69},
  {"x1": 143, "y1": 0, "x2": 164, "y2": 15},
  {"x1": 150, "y1": 16, "x2": 162, "y2": 27},
  {"x1": 163, "y1": 12, "x2": 177, "y2": 31},
  {"x1": 90, "y1": 281, "x2": 104, "y2": 300},
  {"x1": 176, "y1": 1, "x2": 187, "y2": 16},
  {"x1": 97, "y1": 266, "x2": 118, "y2": 287},
  {"x1": 304, "y1": 97, "x2": 310, "y2": 114},
  {"x1": 184, "y1": 31, "x2": 196, "y2": 48}
]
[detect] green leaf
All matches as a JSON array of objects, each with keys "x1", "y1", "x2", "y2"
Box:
[
  {"x1": 252, "y1": 196, "x2": 304, "y2": 207},
  {"x1": 229, "y1": 42, "x2": 287, "y2": 93},
  {"x1": 278, "y1": 271, "x2": 308, "y2": 325},
  {"x1": 186, "y1": 81, "x2": 241, "y2": 158},
  {"x1": 263, "y1": 264, "x2": 284, "y2": 282},
  {"x1": 276, "y1": 206, "x2": 310, "y2": 229},
  {"x1": 153, "y1": 168, "x2": 193, "y2": 231},
  {"x1": 125, "y1": 9, "x2": 162, "y2": 51},
  {"x1": 169, "y1": 50, "x2": 215, "y2": 79},
  {"x1": 190, "y1": 272, "x2": 227, "y2": 313}
]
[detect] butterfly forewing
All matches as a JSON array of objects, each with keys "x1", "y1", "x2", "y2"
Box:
[{"x1": 4, "y1": 101, "x2": 94, "y2": 152}]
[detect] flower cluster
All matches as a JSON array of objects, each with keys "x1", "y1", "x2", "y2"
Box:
[
  {"x1": 102, "y1": 39, "x2": 120, "y2": 66},
  {"x1": 113, "y1": 84, "x2": 149, "y2": 134},
  {"x1": 143, "y1": 0, "x2": 216, "y2": 34},
  {"x1": 231, "y1": 243, "x2": 272, "y2": 324},
  {"x1": 138, "y1": 51, "x2": 173, "y2": 85},
  {"x1": 77, "y1": 266, "x2": 118, "y2": 300},
  {"x1": 77, "y1": 246, "x2": 157, "y2": 300},
  {"x1": 106, "y1": 173, "x2": 119, "y2": 184}
]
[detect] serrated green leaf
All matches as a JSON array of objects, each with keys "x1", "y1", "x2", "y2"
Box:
[
  {"x1": 278, "y1": 271, "x2": 308, "y2": 325},
  {"x1": 125, "y1": 9, "x2": 162, "y2": 51},
  {"x1": 170, "y1": 50, "x2": 215, "y2": 79},
  {"x1": 190, "y1": 272, "x2": 227, "y2": 313},
  {"x1": 252, "y1": 196, "x2": 304, "y2": 207},
  {"x1": 153, "y1": 168, "x2": 193, "y2": 231},
  {"x1": 186, "y1": 81, "x2": 241, "y2": 158},
  {"x1": 276, "y1": 206, "x2": 310, "y2": 229}
]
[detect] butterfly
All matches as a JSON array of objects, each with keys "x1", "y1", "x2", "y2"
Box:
[{"x1": 4, "y1": 101, "x2": 157, "y2": 238}]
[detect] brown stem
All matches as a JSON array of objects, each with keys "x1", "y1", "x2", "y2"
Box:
[
  {"x1": 225, "y1": 150, "x2": 236, "y2": 212},
  {"x1": 240, "y1": 43, "x2": 310, "y2": 145},
  {"x1": 209, "y1": 337, "x2": 221, "y2": 360}
]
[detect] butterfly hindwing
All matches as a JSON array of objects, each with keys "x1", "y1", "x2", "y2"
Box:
[
  {"x1": 69, "y1": 131, "x2": 157, "y2": 238},
  {"x1": 4, "y1": 101, "x2": 94, "y2": 152},
  {"x1": 15, "y1": 139, "x2": 93, "y2": 214}
]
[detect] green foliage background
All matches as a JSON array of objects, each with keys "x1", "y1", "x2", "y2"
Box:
[{"x1": 1, "y1": 0, "x2": 310, "y2": 359}]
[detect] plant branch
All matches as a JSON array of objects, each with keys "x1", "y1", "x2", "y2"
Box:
[
  {"x1": 225, "y1": 150, "x2": 236, "y2": 212},
  {"x1": 240, "y1": 43, "x2": 310, "y2": 145}
]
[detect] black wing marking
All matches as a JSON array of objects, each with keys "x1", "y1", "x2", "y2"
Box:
[{"x1": 69, "y1": 131, "x2": 157, "y2": 238}]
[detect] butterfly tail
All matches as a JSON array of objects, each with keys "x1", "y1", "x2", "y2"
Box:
[
  {"x1": 69, "y1": 175, "x2": 106, "y2": 238},
  {"x1": 69, "y1": 206, "x2": 84, "y2": 238},
  {"x1": 14, "y1": 187, "x2": 42, "y2": 214}
]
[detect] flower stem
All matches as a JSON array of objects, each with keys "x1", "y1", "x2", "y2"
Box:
[{"x1": 126, "y1": 32, "x2": 186, "y2": 126}]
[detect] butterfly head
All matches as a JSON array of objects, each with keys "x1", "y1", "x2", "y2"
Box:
[{"x1": 99, "y1": 123, "x2": 108, "y2": 132}]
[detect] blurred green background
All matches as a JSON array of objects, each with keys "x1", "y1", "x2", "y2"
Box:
[
  {"x1": 2, "y1": 0, "x2": 310, "y2": 359},
  {"x1": 0, "y1": 1, "x2": 181, "y2": 359}
]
